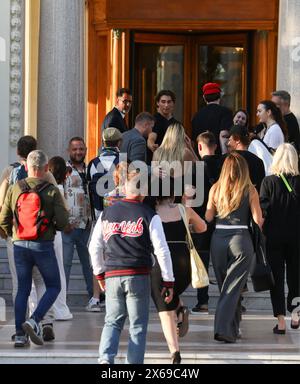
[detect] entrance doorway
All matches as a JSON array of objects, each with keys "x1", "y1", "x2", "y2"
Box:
[{"x1": 133, "y1": 32, "x2": 248, "y2": 134}]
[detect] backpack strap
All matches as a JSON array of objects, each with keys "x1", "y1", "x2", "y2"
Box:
[
  {"x1": 34, "y1": 181, "x2": 51, "y2": 194},
  {"x1": 254, "y1": 138, "x2": 275, "y2": 155},
  {"x1": 17, "y1": 179, "x2": 31, "y2": 193},
  {"x1": 17, "y1": 180, "x2": 51, "y2": 194},
  {"x1": 10, "y1": 162, "x2": 21, "y2": 168}
]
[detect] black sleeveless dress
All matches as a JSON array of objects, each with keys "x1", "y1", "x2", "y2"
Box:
[{"x1": 151, "y1": 219, "x2": 191, "y2": 312}]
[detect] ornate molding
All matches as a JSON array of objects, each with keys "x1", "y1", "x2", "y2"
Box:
[{"x1": 10, "y1": 0, "x2": 23, "y2": 147}]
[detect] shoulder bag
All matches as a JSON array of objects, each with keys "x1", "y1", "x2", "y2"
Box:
[{"x1": 178, "y1": 204, "x2": 209, "y2": 289}]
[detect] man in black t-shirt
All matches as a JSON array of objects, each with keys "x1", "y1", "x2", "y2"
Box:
[
  {"x1": 147, "y1": 90, "x2": 178, "y2": 163},
  {"x1": 192, "y1": 83, "x2": 233, "y2": 155},
  {"x1": 272, "y1": 90, "x2": 300, "y2": 153}
]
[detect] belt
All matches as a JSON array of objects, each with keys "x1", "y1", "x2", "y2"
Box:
[{"x1": 215, "y1": 225, "x2": 248, "y2": 230}]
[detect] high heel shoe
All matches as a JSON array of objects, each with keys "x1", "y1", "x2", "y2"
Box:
[
  {"x1": 171, "y1": 351, "x2": 181, "y2": 364},
  {"x1": 273, "y1": 325, "x2": 286, "y2": 335}
]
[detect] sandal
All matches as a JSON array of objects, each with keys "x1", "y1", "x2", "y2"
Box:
[{"x1": 176, "y1": 306, "x2": 189, "y2": 337}]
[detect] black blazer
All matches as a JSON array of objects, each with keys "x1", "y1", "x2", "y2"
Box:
[{"x1": 101, "y1": 107, "x2": 127, "y2": 133}]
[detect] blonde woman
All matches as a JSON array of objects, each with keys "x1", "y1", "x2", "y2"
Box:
[
  {"x1": 153, "y1": 123, "x2": 198, "y2": 178},
  {"x1": 260, "y1": 143, "x2": 300, "y2": 333},
  {"x1": 206, "y1": 152, "x2": 263, "y2": 343}
]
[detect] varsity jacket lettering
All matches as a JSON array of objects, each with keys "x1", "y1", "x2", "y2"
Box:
[{"x1": 89, "y1": 199, "x2": 174, "y2": 286}]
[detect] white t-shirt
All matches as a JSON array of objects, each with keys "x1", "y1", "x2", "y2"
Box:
[
  {"x1": 263, "y1": 123, "x2": 284, "y2": 150},
  {"x1": 248, "y1": 139, "x2": 273, "y2": 176}
]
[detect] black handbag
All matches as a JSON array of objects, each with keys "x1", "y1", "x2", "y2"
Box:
[{"x1": 249, "y1": 219, "x2": 275, "y2": 292}]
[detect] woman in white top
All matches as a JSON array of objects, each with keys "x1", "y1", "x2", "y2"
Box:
[
  {"x1": 48, "y1": 156, "x2": 73, "y2": 321},
  {"x1": 256, "y1": 100, "x2": 287, "y2": 151}
]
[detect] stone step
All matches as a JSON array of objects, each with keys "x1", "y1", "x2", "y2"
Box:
[
  {"x1": 0, "y1": 271, "x2": 275, "y2": 295},
  {"x1": 2, "y1": 351, "x2": 299, "y2": 364},
  {"x1": 1, "y1": 310, "x2": 300, "y2": 364},
  {"x1": 0, "y1": 244, "x2": 7, "y2": 260},
  {"x1": 0, "y1": 286, "x2": 274, "y2": 310},
  {"x1": 0, "y1": 242, "x2": 280, "y2": 311},
  {"x1": 0, "y1": 257, "x2": 86, "y2": 277},
  {"x1": 0, "y1": 260, "x2": 10, "y2": 274}
]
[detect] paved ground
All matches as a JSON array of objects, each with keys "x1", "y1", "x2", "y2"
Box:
[{"x1": 0, "y1": 308, "x2": 300, "y2": 364}]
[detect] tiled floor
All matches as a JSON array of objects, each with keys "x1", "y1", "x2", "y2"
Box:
[{"x1": 0, "y1": 309, "x2": 300, "y2": 364}]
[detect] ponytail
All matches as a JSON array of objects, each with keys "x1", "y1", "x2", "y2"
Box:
[{"x1": 260, "y1": 100, "x2": 288, "y2": 141}]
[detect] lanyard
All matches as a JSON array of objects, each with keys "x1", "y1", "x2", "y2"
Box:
[{"x1": 280, "y1": 174, "x2": 292, "y2": 193}]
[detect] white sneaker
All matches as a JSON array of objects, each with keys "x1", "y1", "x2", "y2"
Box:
[
  {"x1": 55, "y1": 313, "x2": 73, "y2": 321},
  {"x1": 99, "y1": 360, "x2": 110, "y2": 364},
  {"x1": 86, "y1": 298, "x2": 101, "y2": 312},
  {"x1": 22, "y1": 318, "x2": 44, "y2": 346}
]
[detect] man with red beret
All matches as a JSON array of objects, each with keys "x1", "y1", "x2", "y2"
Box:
[{"x1": 192, "y1": 83, "x2": 233, "y2": 155}]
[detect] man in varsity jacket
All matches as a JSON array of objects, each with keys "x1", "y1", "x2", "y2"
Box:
[{"x1": 89, "y1": 173, "x2": 174, "y2": 364}]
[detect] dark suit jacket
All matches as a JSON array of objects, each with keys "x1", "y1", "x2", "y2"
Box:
[{"x1": 101, "y1": 107, "x2": 127, "y2": 133}]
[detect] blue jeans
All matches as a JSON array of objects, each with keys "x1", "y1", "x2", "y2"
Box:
[
  {"x1": 99, "y1": 275, "x2": 151, "y2": 364},
  {"x1": 62, "y1": 228, "x2": 93, "y2": 298},
  {"x1": 13, "y1": 241, "x2": 61, "y2": 333}
]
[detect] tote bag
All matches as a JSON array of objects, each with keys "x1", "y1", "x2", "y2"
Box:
[{"x1": 178, "y1": 204, "x2": 209, "y2": 289}]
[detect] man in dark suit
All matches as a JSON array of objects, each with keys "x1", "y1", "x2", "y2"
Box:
[
  {"x1": 192, "y1": 82, "x2": 233, "y2": 155},
  {"x1": 101, "y1": 88, "x2": 133, "y2": 133}
]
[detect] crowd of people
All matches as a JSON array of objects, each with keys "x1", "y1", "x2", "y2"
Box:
[{"x1": 0, "y1": 84, "x2": 300, "y2": 365}]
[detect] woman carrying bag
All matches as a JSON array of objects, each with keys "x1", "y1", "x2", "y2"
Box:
[
  {"x1": 260, "y1": 143, "x2": 300, "y2": 333},
  {"x1": 206, "y1": 152, "x2": 263, "y2": 343},
  {"x1": 151, "y1": 194, "x2": 206, "y2": 363}
]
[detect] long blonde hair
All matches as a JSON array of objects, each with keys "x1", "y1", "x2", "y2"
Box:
[
  {"x1": 213, "y1": 152, "x2": 253, "y2": 218},
  {"x1": 153, "y1": 123, "x2": 186, "y2": 164}
]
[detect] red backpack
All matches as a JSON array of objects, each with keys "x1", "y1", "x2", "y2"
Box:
[{"x1": 14, "y1": 180, "x2": 51, "y2": 240}]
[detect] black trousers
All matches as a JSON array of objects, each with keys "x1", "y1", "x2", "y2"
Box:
[
  {"x1": 210, "y1": 229, "x2": 254, "y2": 340},
  {"x1": 266, "y1": 238, "x2": 300, "y2": 317}
]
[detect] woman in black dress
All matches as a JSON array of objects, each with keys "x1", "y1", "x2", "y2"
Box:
[{"x1": 151, "y1": 196, "x2": 206, "y2": 363}]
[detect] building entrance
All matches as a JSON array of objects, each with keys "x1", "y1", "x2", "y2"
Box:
[{"x1": 133, "y1": 32, "x2": 248, "y2": 133}]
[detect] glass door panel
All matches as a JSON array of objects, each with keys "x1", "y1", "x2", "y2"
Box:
[
  {"x1": 134, "y1": 43, "x2": 184, "y2": 122},
  {"x1": 133, "y1": 33, "x2": 248, "y2": 133},
  {"x1": 198, "y1": 45, "x2": 245, "y2": 111}
]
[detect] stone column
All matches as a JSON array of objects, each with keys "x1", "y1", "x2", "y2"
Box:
[
  {"x1": 277, "y1": 0, "x2": 300, "y2": 120},
  {"x1": 0, "y1": 0, "x2": 24, "y2": 173},
  {"x1": 0, "y1": 0, "x2": 11, "y2": 173},
  {"x1": 37, "y1": 0, "x2": 85, "y2": 159}
]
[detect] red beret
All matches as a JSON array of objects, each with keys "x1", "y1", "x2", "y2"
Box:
[{"x1": 202, "y1": 82, "x2": 221, "y2": 96}]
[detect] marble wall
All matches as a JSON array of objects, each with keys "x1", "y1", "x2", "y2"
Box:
[
  {"x1": 277, "y1": 0, "x2": 300, "y2": 120},
  {"x1": 37, "y1": 0, "x2": 85, "y2": 160}
]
